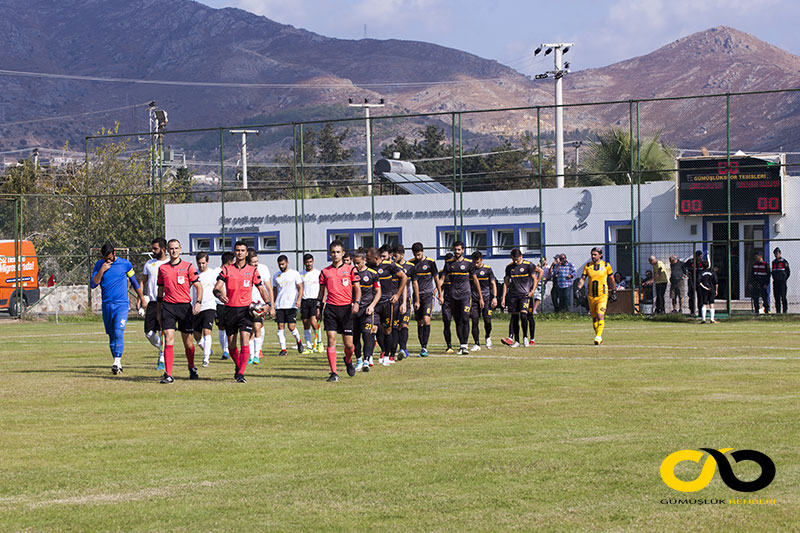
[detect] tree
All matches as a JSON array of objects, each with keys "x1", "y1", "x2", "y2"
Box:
[
  {"x1": 583, "y1": 128, "x2": 677, "y2": 186},
  {"x1": 316, "y1": 122, "x2": 355, "y2": 189}
]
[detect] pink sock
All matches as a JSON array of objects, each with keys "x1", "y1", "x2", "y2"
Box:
[
  {"x1": 239, "y1": 345, "x2": 250, "y2": 375},
  {"x1": 327, "y1": 347, "x2": 337, "y2": 373},
  {"x1": 164, "y1": 344, "x2": 174, "y2": 376},
  {"x1": 186, "y1": 345, "x2": 195, "y2": 369}
]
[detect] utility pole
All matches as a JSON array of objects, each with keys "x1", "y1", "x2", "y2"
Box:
[
  {"x1": 349, "y1": 98, "x2": 384, "y2": 195},
  {"x1": 535, "y1": 43, "x2": 573, "y2": 188},
  {"x1": 230, "y1": 129, "x2": 259, "y2": 190}
]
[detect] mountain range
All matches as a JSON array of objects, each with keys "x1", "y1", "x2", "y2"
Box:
[{"x1": 1, "y1": 0, "x2": 799, "y2": 161}]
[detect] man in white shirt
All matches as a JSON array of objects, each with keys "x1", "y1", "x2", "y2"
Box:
[
  {"x1": 272, "y1": 254, "x2": 304, "y2": 356},
  {"x1": 247, "y1": 249, "x2": 275, "y2": 364},
  {"x1": 300, "y1": 253, "x2": 322, "y2": 353},
  {"x1": 191, "y1": 252, "x2": 219, "y2": 367},
  {"x1": 141, "y1": 238, "x2": 168, "y2": 370}
]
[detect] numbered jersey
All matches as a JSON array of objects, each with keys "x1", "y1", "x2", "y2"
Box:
[
  {"x1": 319, "y1": 263, "x2": 359, "y2": 306},
  {"x1": 582, "y1": 260, "x2": 614, "y2": 299}
]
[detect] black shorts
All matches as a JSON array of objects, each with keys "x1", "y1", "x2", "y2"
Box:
[
  {"x1": 301, "y1": 298, "x2": 320, "y2": 320},
  {"x1": 470, "y1": 305, "x2": 492, "y2": 322},
  {"x1": 323, "y1": 304, "x2": 353, "y2": 335},
  {"x1": 193, "y1": 308, "x2": 216, "y2": 332},
  {"x1": 700, "y1": 288, "x2": 715, "y2": 307},
  {"x1": 276, "y1": 308, "x2": 297, "y2": 324},
  {"x1": 160, "y1": 302, "x2": 194, "y2": 333},
  {"x1": 449, "y1": 296, "x2": 471, "y2": 317},
  {"x1": 355, "y1": 308, "x2": 376, "y2": 334},
  {"x1": 507, "y1": 295, "x2": 530, "y2": 314},
  {"x1": 215, "y1": 304, "x2": 226, "y2": 328},
  {"x1": 225, "y1": 306, "x2": 254, "y2": 335},
  {"x1": 401, "y1": 298, "x2": 412, "y2": 327},
  {"x1": 441, "y1": 298, "x2": 452, "y2": 323},
  {"x1": 415, "y1": 293, "x2": 434, "y2": 320},
  {"x1": 376, "y1": 299, "x2": 400, "y2": 330},
  {"x1": 144, "y1": 301, "x2": 161, "y2": 333},
  {"x1": 252, "y1": 312, "x2": 264, "y2": 325}
]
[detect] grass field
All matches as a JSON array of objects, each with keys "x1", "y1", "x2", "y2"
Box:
[{"x1": 0, "y1": 315, "x2": 797, "y2": 531}]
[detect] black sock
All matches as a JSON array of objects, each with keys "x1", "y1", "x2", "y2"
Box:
[
  {"x1": 423, "y1": 324, "x2": 431, "y2": 348},
  {"x1": 417, "y1": 323, "x2": 424, "y2": 347},
  {"x1": 363, "y1": 330, "x2": 375, "y2": 359},
  {"x1": 399, "y1": 328, "x2": 409, "y2": 351},
  {"x1": 471, "y1": 315, "x2": 480, "y2": 344},
  {"x1": 390, "y1": 330, "x2": 399, "y2": 356},
  {"x1": 376, "y1": 330, "x2": 385, "y2": 353},
  {"x1": 484, "y1": 318, "x2": 492, "y2": 339},
  {"x1": 528, "y1": 313, "x2": 535, "y2": 340},
  {"x1": 521, "y1": 313, "x2": 528, "y2": 339},
  {"x1": 511, "y1": 314, "x2": 520, "y2": 342},
  {"x1": 443, "y1": 320, "x2": 452, "y2": 348}
]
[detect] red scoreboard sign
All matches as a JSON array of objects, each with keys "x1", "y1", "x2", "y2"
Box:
[{"x1": 676, "y1": 155, "x2": 784, "y2": 216}]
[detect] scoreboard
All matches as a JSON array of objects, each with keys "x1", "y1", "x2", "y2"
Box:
[{"x1": 676, "y1": 154, "x2": 784, "y2": 216}]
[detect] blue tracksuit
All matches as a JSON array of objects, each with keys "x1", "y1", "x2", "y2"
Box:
[{"x1": 91, "y1": 257, "x2": 140, "y2": 358}]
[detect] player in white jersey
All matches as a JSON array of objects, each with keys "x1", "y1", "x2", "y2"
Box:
[
  {"x1": 272, "y1": 254, "x2": 304, "y2": 356},
  {"x1": 141, "y1": 238, "x2": 168, "y2": 370},
  {"x1": 191, "y1": 252, "x2": 219, "y2": 367},
  {"x1": 300, "y1": 253, "x2": 322, "y2": 353},
  {"x1": 247, "y1": 249, "x2": 274, "y2": 364},
  {"x1": 215, "y1": 251, "x2": 235, "y2": 360}
]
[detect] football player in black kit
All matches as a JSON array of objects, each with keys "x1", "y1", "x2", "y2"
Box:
[
  {"x1": 440, "y1": 241, "x2": 483, "y2": 355},
  {"x1": 470, "y1": 251, "x2": 497, "y2": 351},
  {"x1": 352, "y1": 249, "x2": 381, "y2": 371},
  {"x1": 392, "y1": 244, "x2": 415, "y2": 360},
  {"x1": 368, "y1": 246, "x2": 408, "y2": 365},
  {"x1": 409, "y1": 242, "x2": 441, "y2": 357},
  {"x1": 501, "y1": 249, "x2": 539, "y2": 347}
]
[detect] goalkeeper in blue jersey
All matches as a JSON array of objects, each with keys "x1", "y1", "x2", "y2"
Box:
[{"x1": 91, "y1": 243, "x2": 147, "y2": 375}]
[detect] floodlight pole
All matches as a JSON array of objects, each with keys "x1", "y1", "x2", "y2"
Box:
[
  {"x1": 230, "y1": 129, "x2": 259, "y2": 190},
  {"x1": 541, "y1": 42, "x2": 573, "y2": 188},
  {"x1": 349, "y1": 99, "x2": 385, "y2": 195}
]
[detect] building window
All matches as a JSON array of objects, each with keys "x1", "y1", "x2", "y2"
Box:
[
  {"x1": 522, "y1": 228, "x2": 542, "y2": 256},
  {"x1": 439, "y1": 230, "x2": 456, "y2": 257},
  {"x1": 239, "y1": 236, "x2": 256, "y2": 249},
  {"x1": 378, "y1": 231, "x2": 399, "y2": 248},
  {"x1": 193, "y1": 237, "x2": 211, "y2": 252},
  {"x1": 259, "y1": 234, "x2": 278, "y2": 252},
  {"x1": 330, "y1": 233, "x2": 351, "y2": 250},
  {"x1": 466, "y1": 229, "x2": 488, "y2": 256},
  {"x1": 215, "y1": 237, "x2": 232, "y2": 251},
  {"x1": 355, "y1": 233, "x2": 374, "y2": 249},
  {"x1": 493, "y1": 229, "x2": 515, "y2": 255}
]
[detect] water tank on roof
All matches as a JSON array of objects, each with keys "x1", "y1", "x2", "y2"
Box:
[{"x1": 375, "y1": 158, "x2": 416, "y2": 174}]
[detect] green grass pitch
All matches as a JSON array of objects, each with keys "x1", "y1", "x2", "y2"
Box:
[{"x1": 0, "y1": 315, "x2": 797, "y2": 531}]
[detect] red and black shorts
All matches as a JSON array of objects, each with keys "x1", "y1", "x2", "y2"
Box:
[
  {"x1": 323, "y1": 304, "x2": 353, "y2": 335},
  {"x1": 225, "y1": 305, "x2": 254, "y2": 335},
  {"x1": 160, "y1": 302, "x2": 194, "y2": 333},
  {"x1": 193, "y1": 308, "x2": 216, "y2": 332},
  {"x1": 276, "y1": 308, "x2": 297, "y2": 324}
]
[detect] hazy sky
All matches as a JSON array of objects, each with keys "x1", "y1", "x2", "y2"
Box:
[{"x1": 200, "y1": 0, "x2": 800, "y2": 75}]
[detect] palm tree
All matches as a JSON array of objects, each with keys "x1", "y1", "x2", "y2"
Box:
[{"x1": 582, "y1": 128, "x2": 677, "y2": 186}]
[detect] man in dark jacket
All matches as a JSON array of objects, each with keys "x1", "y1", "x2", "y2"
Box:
[
  {"x1": 771, "y1": 247, "x2": 790, "y2": 314},
  {"x1": 750, "y1": 250, "x2": 771, "y2": 314},
  {"x1": 685, "y1": 251, "x2": 704, "y2": 317}
]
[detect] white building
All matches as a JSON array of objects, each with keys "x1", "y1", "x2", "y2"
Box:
[{"x1": 166, "y1": 176, "x2": 799, "y2": 312}]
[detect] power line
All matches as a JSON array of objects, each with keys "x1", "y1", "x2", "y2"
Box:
[
  {"x1": 0, "y1": 68, "x2": 514, "y2": 90},
  {"x1": 0, "y1": 101, "x2": 149, "y2": 127}
]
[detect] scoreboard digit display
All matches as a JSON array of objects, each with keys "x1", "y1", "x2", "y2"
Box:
[{"x1": 676, "y1": 154, "x2": 784, "y2": 216}]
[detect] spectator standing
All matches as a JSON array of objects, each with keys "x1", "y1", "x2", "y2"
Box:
[
  {"x1": 555, "y1": 253, "x2": 577, "y2": 311},
  {"x1": 532, "y1": 257, "x2": 549, "y2": 314},
  {"x1": 649, "y1": 256, "x2": 668, "y2": 314},
  {"x1": 698, "y1": 260, "x2": 718, "y2": 324},
  {"x1": 549, "y1": 255, "x2": 561, "y2": 311},
  {"x1": 771, "y1": 247, "x2": 790, "y2": 314},
  {"x1": 750, "y1": 251, "x2": 771, "y2": 314},
  {"x1": 668, "y1": 254, "x2": 686, "y2": 313},
  {"x1": 685, "y1": 251, "x2": 704, "y2": 317}
]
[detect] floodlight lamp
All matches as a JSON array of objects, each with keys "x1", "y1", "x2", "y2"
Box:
[
  {"x1": 364, "y1": 98, "x2": 369, "y2": 104},
  {"x1": 545, "y1": 48, "x2": 552, "y2": 56},
  {"x1": 534, "y1": 47, "x2": 542, "y2": 55},
  {"x1": 564, "y1": 62, "x2": 570, "y2": 69},
  {"x1": 348, "y1": 98, "x2": 353, "y2": 104},
  {"x1": 563, "y1": 46, "x2": 570, "y2": 53},
  {"x1": 379, "y1": 98, "x2": 385, "y2": 104}
]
